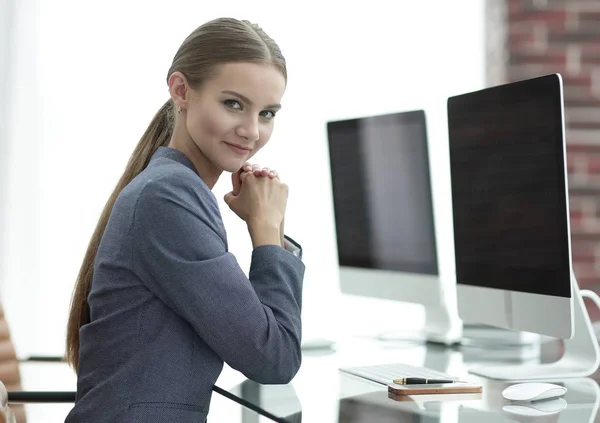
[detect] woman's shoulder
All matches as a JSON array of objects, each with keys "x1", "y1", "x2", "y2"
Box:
[
  {"x1": 122, "y1": 159, "x2": 220, "y2": 218},
  {"x1": 147, "y1": 157, "x2": 208, "y2": 191}
]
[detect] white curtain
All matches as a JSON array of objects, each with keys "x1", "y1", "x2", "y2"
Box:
[
  {"x1": 0, "y1": 0, "x2": 11, "y2": 300},
  {"x1": 1, "y1": 0, "x2": 45, "y2": 358}
]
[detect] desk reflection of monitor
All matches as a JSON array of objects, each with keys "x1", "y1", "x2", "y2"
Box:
[
  {"x1": 447, "y1": 73, "x2": 600, "y2": 380},
  {"x1": 326, "y1": 110, "x2": 461, "y2": 345}
]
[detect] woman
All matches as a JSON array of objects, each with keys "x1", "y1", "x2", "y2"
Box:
[{"x1": 65, "y1": 17, "x2": 304, "y2": 423}]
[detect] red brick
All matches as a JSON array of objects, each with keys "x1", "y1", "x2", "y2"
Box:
[
  {"x1": 585, "y1": 298, "x2": 600, "y2": 320},
  {"x1": 573, "y1": 255, "x2": 596, "y2": 265},
  {"x1": 580, "y1": 178, "x2": 600, "y2": 193},
  {"x1": 566, "y1": 108, "x2": 600, "y2": 130},
  {"x1": 579, "y1": 11, "x2": 600, "y2": 25},
  {"x1": 548, "y1": 29, "x2": 600, "y2": 44},
  {"x1": 571, "y1": 198, "x2": 584, "y2": 210},
  {"x1": 569, "y1": 122, "x2": 600, "y2": 130},
  {"x1": 581, "y1": 44, "x2": 600, "y2": 54},
  {"x1": 571, "y1": 228, "x2": 600, "y2": 240},
  {"x1": 563, "y1": 74, "x2": 593, "y2": 87},
  {"x1": 508, "y1": 0, "x2": 544, "y2": 15},
  {"x1": 565, "y1": 94, "x2": 600, "y2": 109},
  {"x1": 566, "y1": 126, "x2": 600, "y2": 145},
  {"x1": 567, "y1": 156, "x2": 577, "y2": 174},
  {"x1": 509, "y1": 50, "x2": 567, "y2": 66},
  {"x1": 574, "y1": 196, "x2": 600, "y2": 217},
  {"x1": 507, "y1": 0, "x2": 523, "y2": 15},
  {"x1": 571, "y1": 240, "x2": 596, "y2": 262},
  {"x1": 587, "y1": 156, "x2": 600, "y2": 174},
  {"x1": 573, "y1": 262, "x2": 599, "y2": 280},
  {"x1": 508, "y1": 26, "x2": 536, "y2": 48},
  {"x1": 570, "y1": 212, "x2": 584, "y2": 234},
  {"x1": 568, "y1": 144, "x2": 600, "y2": 154},
  {"x1": 571, "y1": 208, "x2": 584, "y2": 222},
  {"x1": 573, "y1": 274, "x2": 600, "y2": 288},
  {"x1": 509, "y1": 9, "x2": 567, "y2": 26},
  {"x1": 567, "y1": 149, "x2": 588, "y2": 161},
  {"x1": 508, "y1": 64, "x2": 568, "y2": 81},
  {"x1": 581, "y1": 48, "x2": 600, "y2": 66},
  {"x1": 567, "y1": 149, "x2": 591, "y2": 166}
]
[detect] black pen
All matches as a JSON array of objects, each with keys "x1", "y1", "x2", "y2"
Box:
[{"x1": 392, "y1": 378, "x2": 465, "y2": 385}]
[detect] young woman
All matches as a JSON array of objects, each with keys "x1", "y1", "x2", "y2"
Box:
[{"x1": 65, "y1": 17, "x2": 304, "y2": 423}]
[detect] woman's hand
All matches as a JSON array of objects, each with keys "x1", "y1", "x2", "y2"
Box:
[
  {"x1": 230, "y1": 163, "x2": 278, "y2": 197},
  {"x1": 224, "y1": 163, "x2": 287, "y2": 248}
]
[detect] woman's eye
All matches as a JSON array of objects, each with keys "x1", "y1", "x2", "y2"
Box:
[
  {"x1": 260, "y1": 110, "x2": 276, "y2": 119},
  {"x1": 224, "y1": 99, "x2": 242, "y2": 110}
]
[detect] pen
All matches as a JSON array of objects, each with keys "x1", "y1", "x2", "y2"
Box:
[{"x1": 392, "y1": 378, "x2": 464, "y2": 385}]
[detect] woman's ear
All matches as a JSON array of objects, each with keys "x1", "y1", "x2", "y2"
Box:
[{"x1": 167, "y1": 71, "x2": 189, "y2": 112}]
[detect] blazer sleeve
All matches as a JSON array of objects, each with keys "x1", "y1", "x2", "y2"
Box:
[{"x1": 131, "y1": 175, "x2": 305, "y2": 384}]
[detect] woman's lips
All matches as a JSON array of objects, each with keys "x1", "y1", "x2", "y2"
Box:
[{"x1": 224, "y1": 142, "x2": 251, "y2": 155}]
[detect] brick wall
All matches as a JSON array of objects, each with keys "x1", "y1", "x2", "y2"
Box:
[{"x1": 503, "y1": 0, "x2": 600, "y2": 304}]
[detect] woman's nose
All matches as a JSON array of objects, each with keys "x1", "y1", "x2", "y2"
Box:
[{"x1": 236, "y1": 116, "x2": 260, "y2": 142}]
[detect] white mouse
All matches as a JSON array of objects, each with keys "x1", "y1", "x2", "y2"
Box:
[{"x1": 502, "y1": 382, "x2": 567, "y2": 402}]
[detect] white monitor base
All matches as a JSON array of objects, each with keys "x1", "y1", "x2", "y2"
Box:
[
  {"x1": 461, "y1": 324, "x2": 540, "y2": 347},
  {"x1": 468, "y1": 277, "x2": 600, "y2": 381},
  {"x1": 375, "y1": 304, "x2": 463, "y2": 346}
]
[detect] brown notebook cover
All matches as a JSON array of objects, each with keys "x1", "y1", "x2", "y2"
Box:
[{"x1": 388, "y1": 382, "x2": 483, "y2": 396}]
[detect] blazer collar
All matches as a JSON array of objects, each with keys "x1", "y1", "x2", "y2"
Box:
[{"x1": 151, "y1": 147, "x2": 198, "y2": 175}]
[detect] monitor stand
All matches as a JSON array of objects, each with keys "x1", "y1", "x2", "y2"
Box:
[
  {"x1": 423, "y1": 303, "x2": 463, "y2": 346},
  {"x1": 467, "y1": 273, "x2": 600, "y2": 381},
  {"x1": 461, "y1": 324, "x2": 540, "y2": 347},
  {"x1": 375, "y1": 300, "x2": 463, "y2": 346},
  {"x1": 459, "y1": 324, "x2": 542, "y2": 363}
]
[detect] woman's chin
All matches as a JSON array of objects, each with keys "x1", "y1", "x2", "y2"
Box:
[{"x1": 219, "y1": 159, "x2": 246, "y2": 173}]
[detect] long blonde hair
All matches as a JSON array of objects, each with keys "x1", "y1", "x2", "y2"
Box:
[{"x1": 66, "y1": 18, "x2": 287, "y2": 370}]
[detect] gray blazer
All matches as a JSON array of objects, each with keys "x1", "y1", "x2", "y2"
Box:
[{"x1": 65, "y1": 147, "x2": 305, "y2": 423}]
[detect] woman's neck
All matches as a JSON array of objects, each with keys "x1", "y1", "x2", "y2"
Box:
[{"x1": 168, "y1": 131, "x2": 222, "y2": 189}]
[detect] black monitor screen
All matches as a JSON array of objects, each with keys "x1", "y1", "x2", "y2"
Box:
[
  {"x1": 448, "y1": 74, "x2": 570, "y2": 298},
  {"x1": 327, "y1": 110, "x2": 438, "y2": 275}
]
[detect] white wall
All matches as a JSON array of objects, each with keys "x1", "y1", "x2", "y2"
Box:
[{"x1": 1, "y1": 0, "x2": 486, "y2": 358}]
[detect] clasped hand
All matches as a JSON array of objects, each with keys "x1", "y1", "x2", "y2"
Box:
[{"x1": 224, "y1": 163, "x2": 288, "y2": 236}]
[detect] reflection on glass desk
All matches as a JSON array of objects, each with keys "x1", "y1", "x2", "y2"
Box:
[
  {"x1": 16, "y1": 361, "x2": 272, "y2": 423},
  {"x1": 458, "y1": 377, "x2": 600, "y2": 422},
  {"x1": 216, "y1": 337, "x2": 600, "y2": 422}
]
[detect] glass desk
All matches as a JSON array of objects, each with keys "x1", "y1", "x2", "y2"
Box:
[
  {"x1": 214, "y1": 336, "x2": 600, "y2": 422},
  {"x1": 10, "y1": 337, "x2": 600, "y2": 422}
]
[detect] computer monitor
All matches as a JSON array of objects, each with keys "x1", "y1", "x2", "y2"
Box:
[
  {"x1": 447, "y1": 73, "x2": 600, "y2": 379},
  {"x1": 326, "y1": 110, "x2": 461, "y2": 345}
]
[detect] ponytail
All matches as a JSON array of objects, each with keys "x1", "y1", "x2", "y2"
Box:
[{"x1": 66, "y1": 100, "x2": 174, "y2": 370}]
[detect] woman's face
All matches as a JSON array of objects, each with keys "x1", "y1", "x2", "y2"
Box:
[{"x1": 183, "y1": 62, "x2": 286, "y2": 173}]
